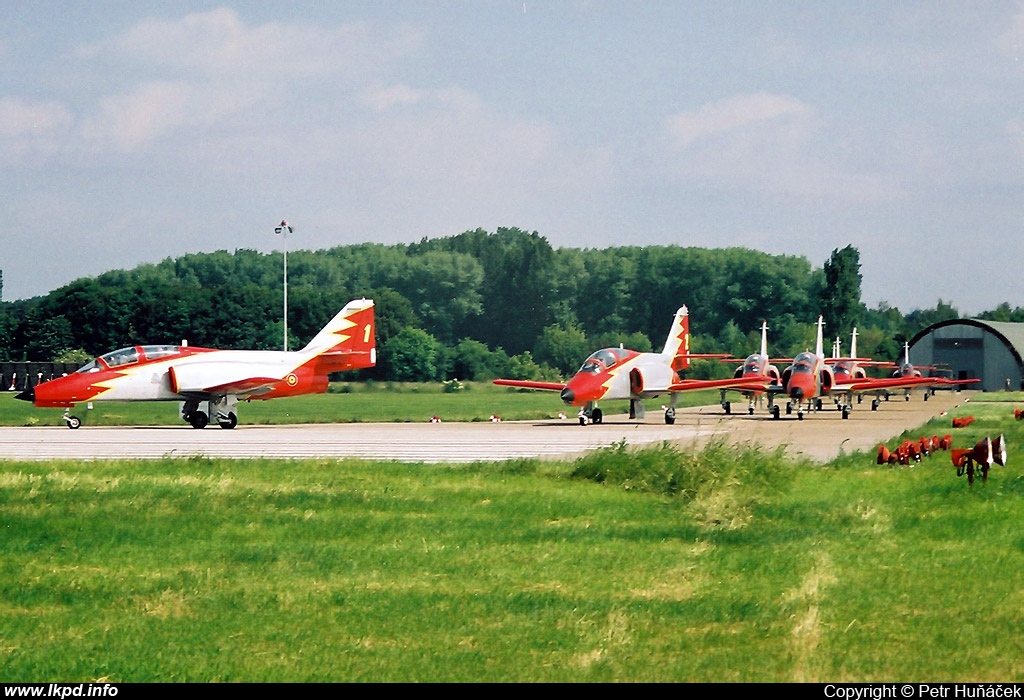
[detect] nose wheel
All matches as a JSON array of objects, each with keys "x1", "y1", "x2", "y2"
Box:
[{"x1": 62, "y1": 410, "x2": 82, "y2": 429}]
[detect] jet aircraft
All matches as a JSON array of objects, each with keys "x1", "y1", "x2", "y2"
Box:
[
  {"x1": 879, "y1": 341, "x2": 979, "y2": 400},
  {"x1": 16, "y1": 298, "x2": 376, "y2": 429},
  {"x1": 717, "y1": 321, "x2": 786, "y2": 415},
  {"x1": 493, "y1": 305, "x2": 770, "y2": 425}
]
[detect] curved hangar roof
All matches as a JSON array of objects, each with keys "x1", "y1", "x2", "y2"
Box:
[{"x1": 909, "y1": 319, "x2": 1024, "y2": 392}]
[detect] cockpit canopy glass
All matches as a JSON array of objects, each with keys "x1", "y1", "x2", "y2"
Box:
[
  {"x1": 791, "y1": 352, "x2": 816, "y2": 374},
  {"x1": 578, "y1": 347, "x2": 630, "y2": 374},
  {"x1": 744, "y1": 356, "x2": 763, "y2": 374},
  {"x1": 75, "y1": 345, "x2": 183, "y2": 373}
]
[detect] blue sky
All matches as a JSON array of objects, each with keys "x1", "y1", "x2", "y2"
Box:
[{"x1": 2, "y1": 2, "x2": 1023, "y2": 317}]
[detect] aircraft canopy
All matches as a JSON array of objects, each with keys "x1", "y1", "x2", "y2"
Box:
[{"x1": 578, "y1": 347, "x2": 631, "y2": 373}]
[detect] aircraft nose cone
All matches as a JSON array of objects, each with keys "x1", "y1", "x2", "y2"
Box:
[
  {"x1": 560, "y1": 387, "x2": 575, "y2": 404},
  {"x1": 790, "y1": 386, "x2": 804, "y2": 400},
  {"x1": 14, "y1": 388, "x2": 34, "y2": 402}
]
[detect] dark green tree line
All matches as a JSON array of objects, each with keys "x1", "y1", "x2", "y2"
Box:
[{"x1": 1, "y1": 231, "x2": 1014, "y2": 383}]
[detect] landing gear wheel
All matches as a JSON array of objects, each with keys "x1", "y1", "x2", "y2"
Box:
[
  {"x1": 189, "y1": 411, "x2": 209, "y2": 429},
  {"x1": 218, "y1": 412, "x2": 237, "y2": 429},
  {"x1": 871, "y1": 398, "x2": 880, "y2": 411},
  {"x1": 664, "y1": 407, "x2": 676, "y2": 425},
  {"x1": 842, "y1": 406, "x2": 850, "y2": 420},
  {"x1": 772, "y1": 405, "x2": 781, "y2": 420},
  {"x1": 723, "y1": 401, "x2": 731, "y2": 415},
  {"x1": 798, "y1": 412, "x2": 805, "y2": 421},
  {"x1": 592, "y1": 408, "x2": 603, "y2": 425},
  {"x1": 748, "y1": 406, "x2": 754, "y2": 415},
  {"x1": 66, "y1": 415, "x2": 81, "y2": 430}
]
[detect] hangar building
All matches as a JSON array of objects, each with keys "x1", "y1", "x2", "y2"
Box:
[{"x1": 908, "y1": 319, "x2": 1024, "y2": 392}]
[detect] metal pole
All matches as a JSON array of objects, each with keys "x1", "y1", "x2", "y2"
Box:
[{"x1": 275, "y1": 221, "x2": 292, "y2": 351}]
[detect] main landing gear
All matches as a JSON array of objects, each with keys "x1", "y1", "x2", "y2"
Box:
[
  {"x1": 181, "y1": 397, "x2": 238, "y2": 429},
  {"x1": 578, "y1": 405, "x2": 603, "y2": 425},
  {"x1": 576, "y1": 401, "x2": 678, "y2": 425}
]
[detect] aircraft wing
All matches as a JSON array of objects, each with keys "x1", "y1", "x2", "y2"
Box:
[
  {"x1": 836, "y1": 376, "x2": 959, "y2": 394},
  {"x1": 930, "y1": 377, "x2": 981, "y2": 386},
  {"x1": 493, "y1": 379, "x2": 567, "y2": 392},
  {"x1": 667, "y1": 376, "x2": 773, "y2": 393}
]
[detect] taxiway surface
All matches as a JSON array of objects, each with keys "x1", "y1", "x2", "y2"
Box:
[{"x1": 0, "y1": 391, "x2": 971, "y2": 463}]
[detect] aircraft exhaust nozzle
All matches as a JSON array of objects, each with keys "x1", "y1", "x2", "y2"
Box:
[
  {"x1": 14, "y1": 388, "x2": 34, "y2": 402},
  {"x1": 560, "y1": 387, "x2": 575, "y2": 404}
]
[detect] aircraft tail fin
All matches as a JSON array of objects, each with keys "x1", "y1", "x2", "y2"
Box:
[
  {"x1": 662, "y1": 305, "x2": 692, "y2": 370},
  {"x1": 303, "y1": 298, "x2": 376, "y2": 371},
  {"x1": 814, "y1": 316, "x2": 825, "y2": 358},
  {"x1": 760, "y1": 321, "x2": 769, "y2": 358}
]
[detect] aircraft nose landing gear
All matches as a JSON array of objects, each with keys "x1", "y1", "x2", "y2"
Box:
[{"x1": 62, "y1": 410, "x2": 82, "y2": 429}]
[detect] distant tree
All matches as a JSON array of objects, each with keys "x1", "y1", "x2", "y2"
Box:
[
  {"x1": 52, "y1": 348, "x2": 92, "y2": 364},
  {"x1": 977, "y1": 302, "x2": 1024, "y2": 323},
  {"x1": 382, "y1": 327, "x2": 443, "y2": 382},
  {"x1": 503, "y1": 351, "x2": 556, "y2": 381},
  {"x1": 448, "y1": 338, "x2": 507, "y2": 381},
  {"x1": 533, "y1": 324, "x2": 590, "y2": 377},
  {"x1": 820, "y1": 245, "x2": 862, "y2": 339},
  {"x1": 414, "y1": 228, "x2": 557, "y2": 354},
  {"x1": 590, "y1": 330, "x2": 653, "y2": 354},
  {"x1": 24, "y1": 314, "x2": 75, "y2": 360},
  {"x1": 904, "y1": 300, "x2": 960, "y2": 332},
  {"x1": 0, "y1": 303, "x2": 17, "y2": 361},
  {"x1": 716, "y1": 321, "x2": 752, "y2": 359}
]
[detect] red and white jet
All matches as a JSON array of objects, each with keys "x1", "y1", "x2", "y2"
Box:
[
  {"x1": 494, "y1": 305, "x2": 770, "y2": 425},
  {"x1": 16, "y1": 298, "x2": 376, "y2": 429},
  {"x1": 717, "y1": 320, "x2": 787, "y2": 415},
  {"x1": 876, "y1": 341, "x2": 979, "y2": 400}
]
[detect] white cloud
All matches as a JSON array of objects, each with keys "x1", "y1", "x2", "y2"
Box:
[
  {"x1": 84, "y1": 8, "x2": 421, "y2": 82},
  {"x1": 659, "y1": 92, "x2": 900, "y2": 201},
  {"x1": 0, "y1": 97, "x2": 74, "y2": 164},
  {"x1": 78, "y1": 80, "x2": 265, "y2": 152},
  {"x1": 0, "y1": 97, "x2": 73, "y2": 138},
  {"x1": 63, "y1": 9, "x2": 429, "y2": 155},
  {"x1": 360, "y1": 84, "x2": 427, "y2": 112},
  {"x1": 997, "y1": 1, "x2": 1024, "y2": 58},
  {"x1": 663, "y1": 93, "x2": 810, "y2": 149}
]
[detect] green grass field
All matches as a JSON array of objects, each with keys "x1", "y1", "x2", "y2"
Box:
[{"x1": 2, "y1": 395, "x2": 1024, "y2": 681}]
